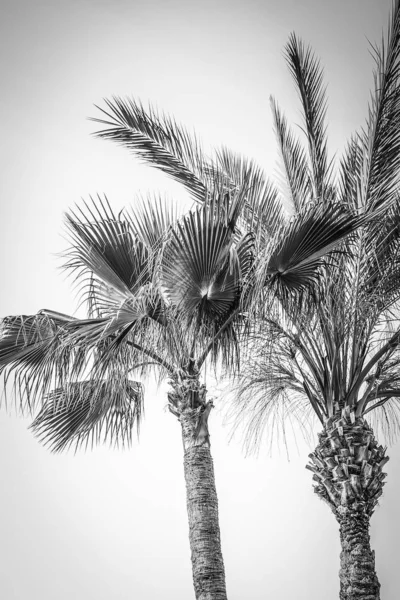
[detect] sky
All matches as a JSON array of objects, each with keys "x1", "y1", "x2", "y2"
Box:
[{"x1": 0, "y1": 0, "x2": 398, "y2": 598}]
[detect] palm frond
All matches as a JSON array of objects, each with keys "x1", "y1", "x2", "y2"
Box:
[
  {"x1": 214, "y1": 147, "x2": 285, "y2": 240},
  {"x1": 365, "y1": 394, "x2": 400, "y2": 444},
  {"x1": 284, "y1": 33, "x2": 331, "y2": 202},
  {"x1": 360, "y1": 0, "x2": 400, "y2": 211},
  {"x1": 63, "y1": 195, "x2": 151, "y2": 311},
  {"x1": 91, "y1": 97, "x2": 209, "y2": 203},
  {"x1": 262, "y1": 203, "x2": 363, "y2": 297},
  {"x1": 337, "y1": 136, "x2": 364, "y2": 210},
  {"x1": 0, "y1": 305, "x2": 167, "y2": 414},
  {"x1": 31, "y1": 376, "x2": 144, "y2": 452},
  {"x1": 227, "y1": 335, "x2": 315, "y2": 455},
  {"x1": 0, "y1": 312, "x2": 78, "y2": 412},
  {"x1": 361, "y1": 197, "x2": 400, "y2": 312},
  {"x1": 270, "y1": 97, "x2": 312, "y2": 212},
  {"x1": 160, "y1": 195, "x2": 245, "y2": 320},
  {"x1": 126, "y1": 193, "x2": 180, "y2": 252}
]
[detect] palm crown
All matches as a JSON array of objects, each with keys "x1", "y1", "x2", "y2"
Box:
[
  {"x1": 0, "y1": 192, "x2": 247, "y2": 448},
  {"x1": 234, "y1": 3, "x2": 400, "y2": 446}
]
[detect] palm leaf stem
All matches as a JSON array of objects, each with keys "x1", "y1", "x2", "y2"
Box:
[
  {"x1": 349, "y1": 232, "x2": 365, "y2": 379},
  {"x1": 295, "y1": 343, "x2": 325, "y2": 403},
  {"x1": 124, "y1": 339, "x2": 175, "y2": 375},
  {"x1": 277, "y1": 302, "x2": 326, "y2": 400},
  {"x1": 293, "y1": 352, "x2": 324, "y2": 412},
  {"x1": 302, "y1": 378, "x2": 325, "y2": 423},
  {"x1": 364, "y1": 397, "x2": 390, "y2": 415},
  {"x1": 128, "y1": 361, "x2": 159, "y2": 372},
  {"x1": 296, "y1": 322, "x2": 326, "y2": 377},
  {"x1": 259, "y1": 316, "x2": 325, "y2": 404},
  {"x1": 262, "y1": 318, "x2": 298, "y2": 343},
  {"x1": 358, "y1": 376, "x2": 380, "y2": 412}
]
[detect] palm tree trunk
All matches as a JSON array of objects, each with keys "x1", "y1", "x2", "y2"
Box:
[
  {"x1": 168, "y1": 377, "x2": 228, "y2": 600},
  {"x1": 338, "y1": 510, "x2": 380, "y2": 600},
  {"x1": 307, "y1": 408, "x2": 387, "y2": 600}
]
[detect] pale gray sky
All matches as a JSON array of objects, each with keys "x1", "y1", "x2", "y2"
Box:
[{"x1": 0, "y1": 0, "x2": 398, "y2": 599}]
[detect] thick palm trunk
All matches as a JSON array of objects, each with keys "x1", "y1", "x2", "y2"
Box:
[
  {"x1": 307, "y1": 407, "x2": 388, "y2": 600},
  {"x1": 169, "y1": 376, "x2": 228, "y2": 600},
  {"x1": 338, "y1": 510, "x2": 379, "y2": 600}
]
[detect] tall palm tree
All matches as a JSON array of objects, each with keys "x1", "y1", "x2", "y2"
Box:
[
  {"x1": 231, "y1": 3, "x2": 400, "y2": 599},
  {"x1": 1, "y1": 192, "x2": 247, "y2": 600},
  {"x1": 0, "y1": 42, "x2": 370, "y2": 600},
  {"x1": 1, "y1": 197, "x2": 359, "y2": 600}
]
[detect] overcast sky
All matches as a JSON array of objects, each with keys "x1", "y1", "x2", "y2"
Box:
[{"x1": 0, "y1": 1, "x2": 398, "y2": 599}]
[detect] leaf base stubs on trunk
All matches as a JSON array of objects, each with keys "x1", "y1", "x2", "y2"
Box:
[
  {"x1": 307, "y1": 407, "x2": 387, "y2": 599},
  {"x1": 168, "y1": 375, "x2": 214, "y2": 449},
  {"x1": 307, "y1": 409, "x2": 388, "y2": 516}
]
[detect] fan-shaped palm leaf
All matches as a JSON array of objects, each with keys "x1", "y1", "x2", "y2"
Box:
[
  {"x1": 259, "y1": 203, "x2": 365, "y2": 302},
  {"x1": 64, "y1": 195, "x2": 151, "y2": 308},
  {"x1": 160, "y1": 194, "x2": 252, "y2": 322}
]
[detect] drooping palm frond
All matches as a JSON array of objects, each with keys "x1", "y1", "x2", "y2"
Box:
[
  {"x1": 365, "y1": 395, "x2": 400, "y2": 445},
  {"x1": 359, "y1": 338, "x2": 400, "y2": 433},
  {"x1": 0, "y1": 300, "x2": 169, "y2": 452},
  {"x1": 91, "y1": 97, "x2": 209, "y2": 203},
  {"x1": 0, "y1": 300, "x2": 169, "y2": 423},
  {"x1": 0, "y1": 311, "x2": 79, "y2": 411},
  {"x1": 227, "y1": 329, "x2": 316, "y2": 454},
  {"x1": 284, "y1": 33, "x2": 331, "y2": 202},
  {"x1": 31, "y1": 375, "x2": 143, "y2": 452}
]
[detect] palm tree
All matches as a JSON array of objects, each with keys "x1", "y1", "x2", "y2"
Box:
[
  {"x1": 0, "y1": 41, "x2": 370, "y2": 600},
  {"x1": 1, "y1": 193, "x2": 244, "y2": 600},
  {"x1": 230, "y1": 3, "x2": 400, "y2": 599}
]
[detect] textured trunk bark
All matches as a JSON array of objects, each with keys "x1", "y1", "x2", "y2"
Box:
[
  {"x1": 168, "y1": 375, "x2": 228, "y2": 600},
  {"x1": 180, "y1": 408, "x2": 228, "y2": 600},
  {"x1": 307, "y1": 408, "x2": 387, "y2": 600},
  {"x1": 338, "y1": 511, "x2": 380, "y2": 600}
]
